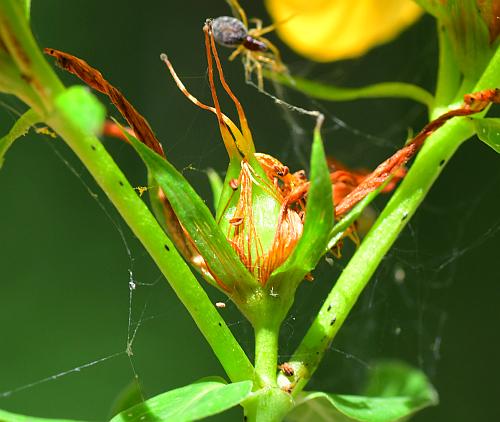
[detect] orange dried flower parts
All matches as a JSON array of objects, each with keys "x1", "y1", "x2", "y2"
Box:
[
  {"x1": 327, "y1": 157, "x2": 405, "y2": 213},
  {"x1": 162, "y1": 22, "x2": 308, "y2": 285},
  {"x1": 45, "y1": 26, "x2": 500, "y2": 294}
]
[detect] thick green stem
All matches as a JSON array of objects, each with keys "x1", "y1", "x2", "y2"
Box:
[
  {"x1": 254, "y1": 322, "x2": 280, "y2": 388},
  {"x1": 0, "y1": 0, "x2": 64, "y2": 112},
  {"x1": 46, "y1": 114, "x2": 254, "y2": 383},
  {"x1": 434, "y1": 22, "x2": 461, "y2": 111},
  {"x1": 0, "y1": 0, "x2": 254, "y2": 384},
  {"x1": 242, "y1": 305, "x2": 294, "y2": 421},
  {"x1": 286, "y1": 41, "x2": 500, "y2": 396},
  {"x1": 243, "y1": 387, "x2": 294, "y2": 422},
  {"x1": 288, "y1": 118, "x2": 474, "y2": 395},
  {"x1": 473, "y1": 45, "x2": 500, "y2": 93}
]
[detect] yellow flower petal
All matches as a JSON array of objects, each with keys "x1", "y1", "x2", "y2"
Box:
[{"x1": 265, "y1": 0, "x2": 423, "y2": 62}]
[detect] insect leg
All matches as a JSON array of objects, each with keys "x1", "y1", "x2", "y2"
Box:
[
  {"x1": 226, "y1": 0, "x2": 248, "y2": 28},
  {"x1": 228, "y1": 44, "x2": 246, "y2": 61}
]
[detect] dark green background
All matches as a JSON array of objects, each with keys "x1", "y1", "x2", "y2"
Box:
[{"x1": 1, "y1": 1, "x2": 499, "y2": 421}]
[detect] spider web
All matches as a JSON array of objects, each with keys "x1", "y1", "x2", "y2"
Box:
[{"x1": 1, "y1": 2, "x2": 500, "y2": 422}]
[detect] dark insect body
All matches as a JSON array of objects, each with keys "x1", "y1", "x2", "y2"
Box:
[
  {"x1": 207, "y1": 0, "x2": 287, "y2": 90},
  {"x1": 211, "y1": 16, "x2": 267, "y2": 52}
]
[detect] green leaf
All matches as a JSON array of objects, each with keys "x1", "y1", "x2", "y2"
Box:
[
  {"x1": 214, "y1": 157, "x2": 241, "y2": 222},
  {"x1": 0, "y1": 408, "x2": 87, "y2": 422},
  {"x1": 119, "y1": 126, "x2": 256, "y2": 290},
  {"x1": 270, "y1": 122, "x2": 333, "y2": 283},
  {"x1": 194, "y1": 375, "x2": 228, "y2": 384},
  {"x1": 55, "y1": 86, "x2": 105, "y2": 136},
  {"x1": 206, "y1": 167, "x2": 224, "y2": 212},
  {"x1": 265, "y1": 71, "x2": 434, "y2": 108},
  {"x1": 472, "y1": 117, "x2": 500, "y2": 153},
  {"x1": 109, "y1": 378, "x2": 144, "y2": 418},
  {"x1": 0, "y1": 108, "x2": 39, "y2": 169},
  {"x1": 111, "y1": 380, "x2": 253, "y2": 422},
  {"x1": 286, "y1": 361, "x2": 438, "y2": 422}
]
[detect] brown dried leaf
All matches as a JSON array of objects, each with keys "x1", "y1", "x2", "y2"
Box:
[{"x1": 45, "y1": 48, "x2": 164, "y2": 157}]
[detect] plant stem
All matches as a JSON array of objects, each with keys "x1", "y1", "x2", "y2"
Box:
[
  {"x1": 46, "y1": 113, "x2": 255, "y2": 383},
  {"x1": 0, "y1": 0, "x2": 255, "y2": 384},
  {"x1": 434, "y1": 22, "x2": 461, "y2": 111},
  {"x1": 285, "y1": 39, "x2": 500, "y2": 397},
  {"x1": 265, "y1": 70, "x2": 434, "y2": 108},
  {"x1": 0, "y1": 0, "x2": 64, "y2": 112},
  {"x1": 0, "y1": 108, "x2": 39, "y2": 168},
  {"x1": 254, "y1": 321, "x2": 280, "y2": 388},
  {"x1": 473, "y1": 45, "x2": 500, "y2": 93},
  {"x1": 243, "y1": 312, "x2": 293, "y2": 421},
  {"x1": 288, "y1": 117, "x2": 473, "y2": 396}
]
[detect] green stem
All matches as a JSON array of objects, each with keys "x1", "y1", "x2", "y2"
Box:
[
  {"x1": 0, "y1": 108, "x2": 39, "y2": 168},
  {"x1": 473, "y1": 45, "x2": 500, "y2": 92},
  {"x1": 46, "y1": 113, "x2": 254, "y2": 383},
  {"x1": 434, "y1": 22, "x2": 461, "y2": 111},
  {"x1": 21, "y1": 0, "x2": 31, "y2": 20},
  {"x1": 254, "y1": 322, "x2": 280, "y2": 388},
  {"x1": 288, "y1": 118, "x2": 473, "y2": 396},
  {"x1": 265, "y1": 71, "x2": 434, "y2": 109},
  {"x1": 286, "y1": 41, "x2": 500, "y2": 396},
  {"x1": 243, "y1": 387, "x2": 294, "y2": 422},
  {"x1": 0, "y1": 0, "x2": 64, "y2": 112},
  {"x1": 0, "y1": 0, "x2": 254, "y2": 384},
  {"x1": 242, "y1": 308, "x2": 293, "y2": 421}
]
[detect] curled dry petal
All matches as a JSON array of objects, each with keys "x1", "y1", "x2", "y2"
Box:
[{"x1": 226, "y1": 154, "x2": 306, "y2": 284}]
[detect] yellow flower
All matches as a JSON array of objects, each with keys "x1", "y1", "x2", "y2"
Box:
[{"x1": 265, "y1": 0, "x2": 423, "y2": 62}]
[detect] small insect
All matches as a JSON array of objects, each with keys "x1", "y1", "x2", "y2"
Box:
[
  {"x1": 210, "y1": 0, "x2": 287, "y2": 90},
  {"x1": 278, "y1": 362, "x2": 295, "y2": 377},
  {"x1": 215, "y1": 302, "x2": 226, "y2": 308}
]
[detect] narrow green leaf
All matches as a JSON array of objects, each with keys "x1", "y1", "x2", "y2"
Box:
[
  {"x1": 206, "y1": 167, "x2": 224, "y2": 212},
  {"x1": 265, "y1": 71, "x2": 434, "y2": 109},
  {"x1": 0, "y1": 408, "x2": 87, "y2": 422},
  {"x1": 286, "y1": 361, "x2": 437, "y2": 422},
  {"x1": 0, "y1": 108, "x2": 39, "y2": 168},
  {"x1": 271, "y1": 122, "x2": 333, "y2": 282},
  {"x1": 119, "y1": 127, "x2": 256, "y2": 290},
  {"x1": 54, "y1": 86, "x2": 105, "y2": 136},
  {"x1": 146, "y1": 171, "x2": 170, "y2": 233},
  {"x1": 111, "y1": 380, "x2": 253, "y2": 422},
  {"x1": 472, "y1": 117, "x2": 500, "y2": 153},
  {"x1": 215, "y1": 157, "x2": 241, "y2": 222}
]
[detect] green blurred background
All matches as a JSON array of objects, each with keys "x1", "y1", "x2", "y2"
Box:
[{"x1": 0, "y1": 1, "x2": 499, "y2": 421}]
